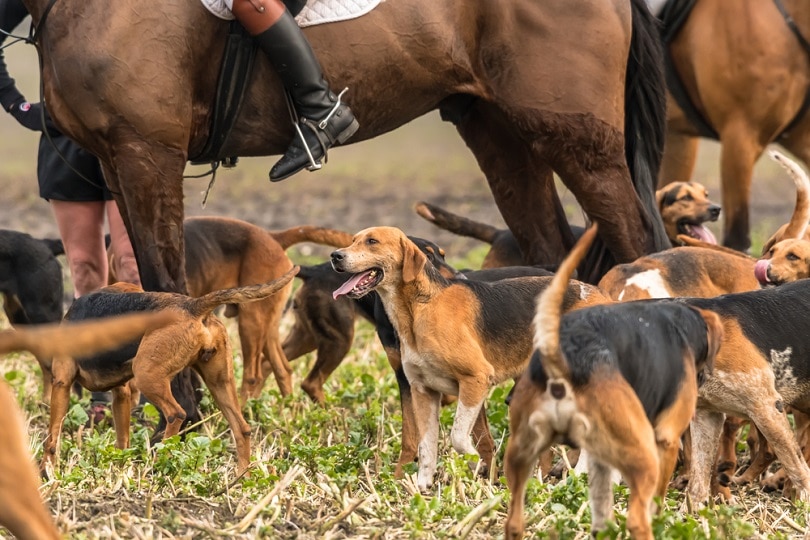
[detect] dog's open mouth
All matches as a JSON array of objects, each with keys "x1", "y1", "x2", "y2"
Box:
[
  {"x1": 333, "y1": 268, "x2": 384, "y2": 299},
  {"x1": 678, "y1": 220, "x2": 717, "y2": 244}
]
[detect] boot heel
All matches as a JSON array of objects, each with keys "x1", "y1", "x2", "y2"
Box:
[{"x1": 336, "y1": 118, "x2": 360, "y2": 145}]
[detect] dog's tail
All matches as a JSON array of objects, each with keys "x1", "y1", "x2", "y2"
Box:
[
  {"x1": 40, "y1": 237, "x2": 65, "y2": 256},
  {"x1": 0, "y1": 310, "x2": 181, "y2": 358},
  {"x1": 271, "y1": 226, "x2": 353, "y2": 250},
  {"x1": 187, "y1": 266, "x2": 299, "y2": 317},
  {"x1": 415, "y1": 201, "x2": 500, "y2": 244},
  {"x1": 769, "y1": 149, "x2": 810, "y2": 242},
  {"x1": 533, "y1": 224, "x2": 599, "y2": 382}
]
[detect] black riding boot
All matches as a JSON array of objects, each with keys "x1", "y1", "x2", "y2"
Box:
[{"x1": 254, "y1": 11, "x2": 359, "y2": 181}]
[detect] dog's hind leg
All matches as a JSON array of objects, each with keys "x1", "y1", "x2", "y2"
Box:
[
  {"x1": 471, "y1": 406, "x2": 496, "y2": 480},
  {"x1": 40, "y1": 356, "x2": 79, "y2": 473},
  {"x1": 111, "y1": 383, "x2": 134, "y2": 449},
  {"x1": 504, "y1": 382, "x2": 554, "y2": 540},
  {"x1": 749, "y1": 405, "x2": 810, "y2": 501},
  {"x1": 587, "y1": 455, "x2": 615, "y2": 532},
  {"x1": 193, "y1": 348, "x2": 252, "y2": 475},
  {"x1": 686, "y1": 409, "x2": 726, "y2": 508},
  {"x1": 412, "y1": 384, "x2": 442, "y2": 492}
]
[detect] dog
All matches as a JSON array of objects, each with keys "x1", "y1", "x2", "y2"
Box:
[
  {"x1": 0, "y1": 310, "x2": 181, "y2": 540},
  {"x1": 111, "y1": 217, "x2": 354, "y2": 400},
  {"x1": 283, "y1": 236, "x2": 459, "y2": 405},
  {"x1": 330, "y1": 226, "x2": 607, "y2": 489},
  {"x1": 183, "y1": 217, "x2": 352, "y2": 400},
  {"x1": 414, "y1": 182, "x2": 719, "y2": 269},
  {"x1": 504, "y1": 225, "x2": 723, "y2": 539},
  {"x1": 0, "y1": 229, "x2": 65, "y2": 399},
  {"x1": 285, "y1": 236, "x2": 555, "y2": 476},
  {"x1": 656, "y1": 181, "x2": 721, "y2": 245},
  {"x1": 40, "y1": 268, "x2": 297, "y2": 476},
  {"x1": 681, "y1": 279, "x2": 810, "y2": 506}
]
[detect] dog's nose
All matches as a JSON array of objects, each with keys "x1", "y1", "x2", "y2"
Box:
[
  {"x1": 709, "y1": 205, "x2": 721, "y2": 219},
  {"x1": 330, "y1": 250, "x2": 344, "y2": 264}
]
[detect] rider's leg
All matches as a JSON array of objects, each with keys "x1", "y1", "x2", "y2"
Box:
[{"x1": 231, "y1": 0, "x2": 359, "y2": 182}]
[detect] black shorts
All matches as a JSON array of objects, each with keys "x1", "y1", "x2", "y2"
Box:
[{"x1": 37, "y1": 135, "x2": 113, "y2": 202}]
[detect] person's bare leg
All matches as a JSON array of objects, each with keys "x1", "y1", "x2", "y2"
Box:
[
  {"x1": 50, "y1": 200, "x2": 107, "y2": 297},
  {"x1": 106, "y1": 200, "x2": 141, "y2": 287}
]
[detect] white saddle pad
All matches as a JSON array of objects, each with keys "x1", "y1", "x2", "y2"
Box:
[{"x1": 201, "y1": 0, "x2": 382, "y2": 27}]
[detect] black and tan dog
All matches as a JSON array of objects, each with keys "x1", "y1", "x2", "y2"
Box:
[
  {"x1": 1, "y1": 229, "x2": 65, "y2": 400},
  {"x1": 0, "y1": 310, "x2": 181, "y2": 540},
  {"x1": 504, "y1": 225, "x2": 723, "y2": 539},
  {"x1": 680, "y1": 279, "x2": 810, "y2": 506},
  {"x1": 283, "y1": 236, "x2": 459, "y2": 405},
  {"x1": 40, "y1": 268, "x2": 297, "y2": 476},
  {"x1": 330, "y1": 226, "x2": 607, "y2": 490},
  {"x1": 286, "y1": 237, "x2": 553, "y2": 476}
]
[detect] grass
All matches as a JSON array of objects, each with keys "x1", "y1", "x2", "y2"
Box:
[{"x1": 1, "y1": 272, "x2": 809, "y2": 539}]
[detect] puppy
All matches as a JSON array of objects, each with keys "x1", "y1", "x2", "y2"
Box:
[
  {"x1": 656, "y1": 181, "x2": 721, "y2": 244},
  {"x1": 40, "y1": 268, "x2": 297, "y2": 476},
  {"x1": 330, "y1": 226, "x2": 607, "y2": 489},
  {"x1": 0, "y1": 229, "x2": 65, "y2": 399},
  {"x1": 504, "y1": 225, "x2": 723, "y2": 539},
  {"x1": 0, "y1": 310, "x2": 180, "y2": 540}
]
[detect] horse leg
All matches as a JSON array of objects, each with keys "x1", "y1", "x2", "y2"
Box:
[
  {"x1": 101, "y1": 149, "x2": 202, "y2": 431},
  {"x1": 450, "y1": 101, "x2": 572, "y2": 267},
  {"x1": 718, "y1": 125, "x2": 763, "y2": 252},
  {"x1": 660, "y1": 130, "x2": 699, "y2": 186},
  {"x1": 101, "y1": 149, "x2": 187, "y2": 294}
]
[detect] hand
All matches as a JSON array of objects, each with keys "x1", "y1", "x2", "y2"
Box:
[{"x1": 7, "y1": 100, "x2": 61, "y2": 135}]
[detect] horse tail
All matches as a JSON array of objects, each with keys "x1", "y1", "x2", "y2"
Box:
[
  {"x1": 414, "y1": 201, "x2": 500, "y2": 244},
  {"x1": 625, "y1": 0, "x2": 670, "y2": 253},
  {"x1": 270, "y1": 226, "x2": 353, "y2": 250},
  {"x1": 186, "y1": 266, "x2": 298, "y2": 318},
  {"x1": 534, "y1": 224, "x2": 598, "y2": 382}
]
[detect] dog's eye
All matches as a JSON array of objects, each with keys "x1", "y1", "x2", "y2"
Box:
[
  {"x1": 366, "y1": 238, "x2": 378, "y2": 245},
  {"x1": 680, "y1": 193, "x2": 694, "y2": 201},
  {"x1": 787, "y1": 253, "x2": 799, "y2": 261}
]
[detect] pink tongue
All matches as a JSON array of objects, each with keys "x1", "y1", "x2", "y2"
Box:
[
  {"x1": 333, "y1": 270, "x2": 371, "y2": 299},
  {"x1": 754, "y1": 259, "x2": 771, "y2": 285},
  {"x1": 687, "y1": 224, "x2": 717, "y2": 244}
]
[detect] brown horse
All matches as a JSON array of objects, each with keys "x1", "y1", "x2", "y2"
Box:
[
  {"x1": 661, "y1": 0, "x2": 810, "y2": 252},
  {"x1": 21, "y1": 0, "x2": 669, "y2": 296}
]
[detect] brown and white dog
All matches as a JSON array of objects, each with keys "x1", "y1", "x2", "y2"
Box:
[
  {"x1": 330, "y1": 226, "x2": 607, "y2": 490},
  {"x1": 0, "y1": 311, "x2": 182, "y2": 540},
  {"x1": 40, "y1": 269, "x2": 297, "y2": 477},
  {"x1": 504, "y1": 225, "x2": 723, "y2": 539}
]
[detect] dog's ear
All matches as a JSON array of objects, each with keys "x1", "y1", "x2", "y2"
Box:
[
  {"x1": 401, "y1": 237, "x2": 427, "y2": 283},
  {"x1": 656, "y1": 184, "x2": 679, "y2": 210},
  {"x1": 697, "y1": 308, "x2": 724, "y2": 372}
]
